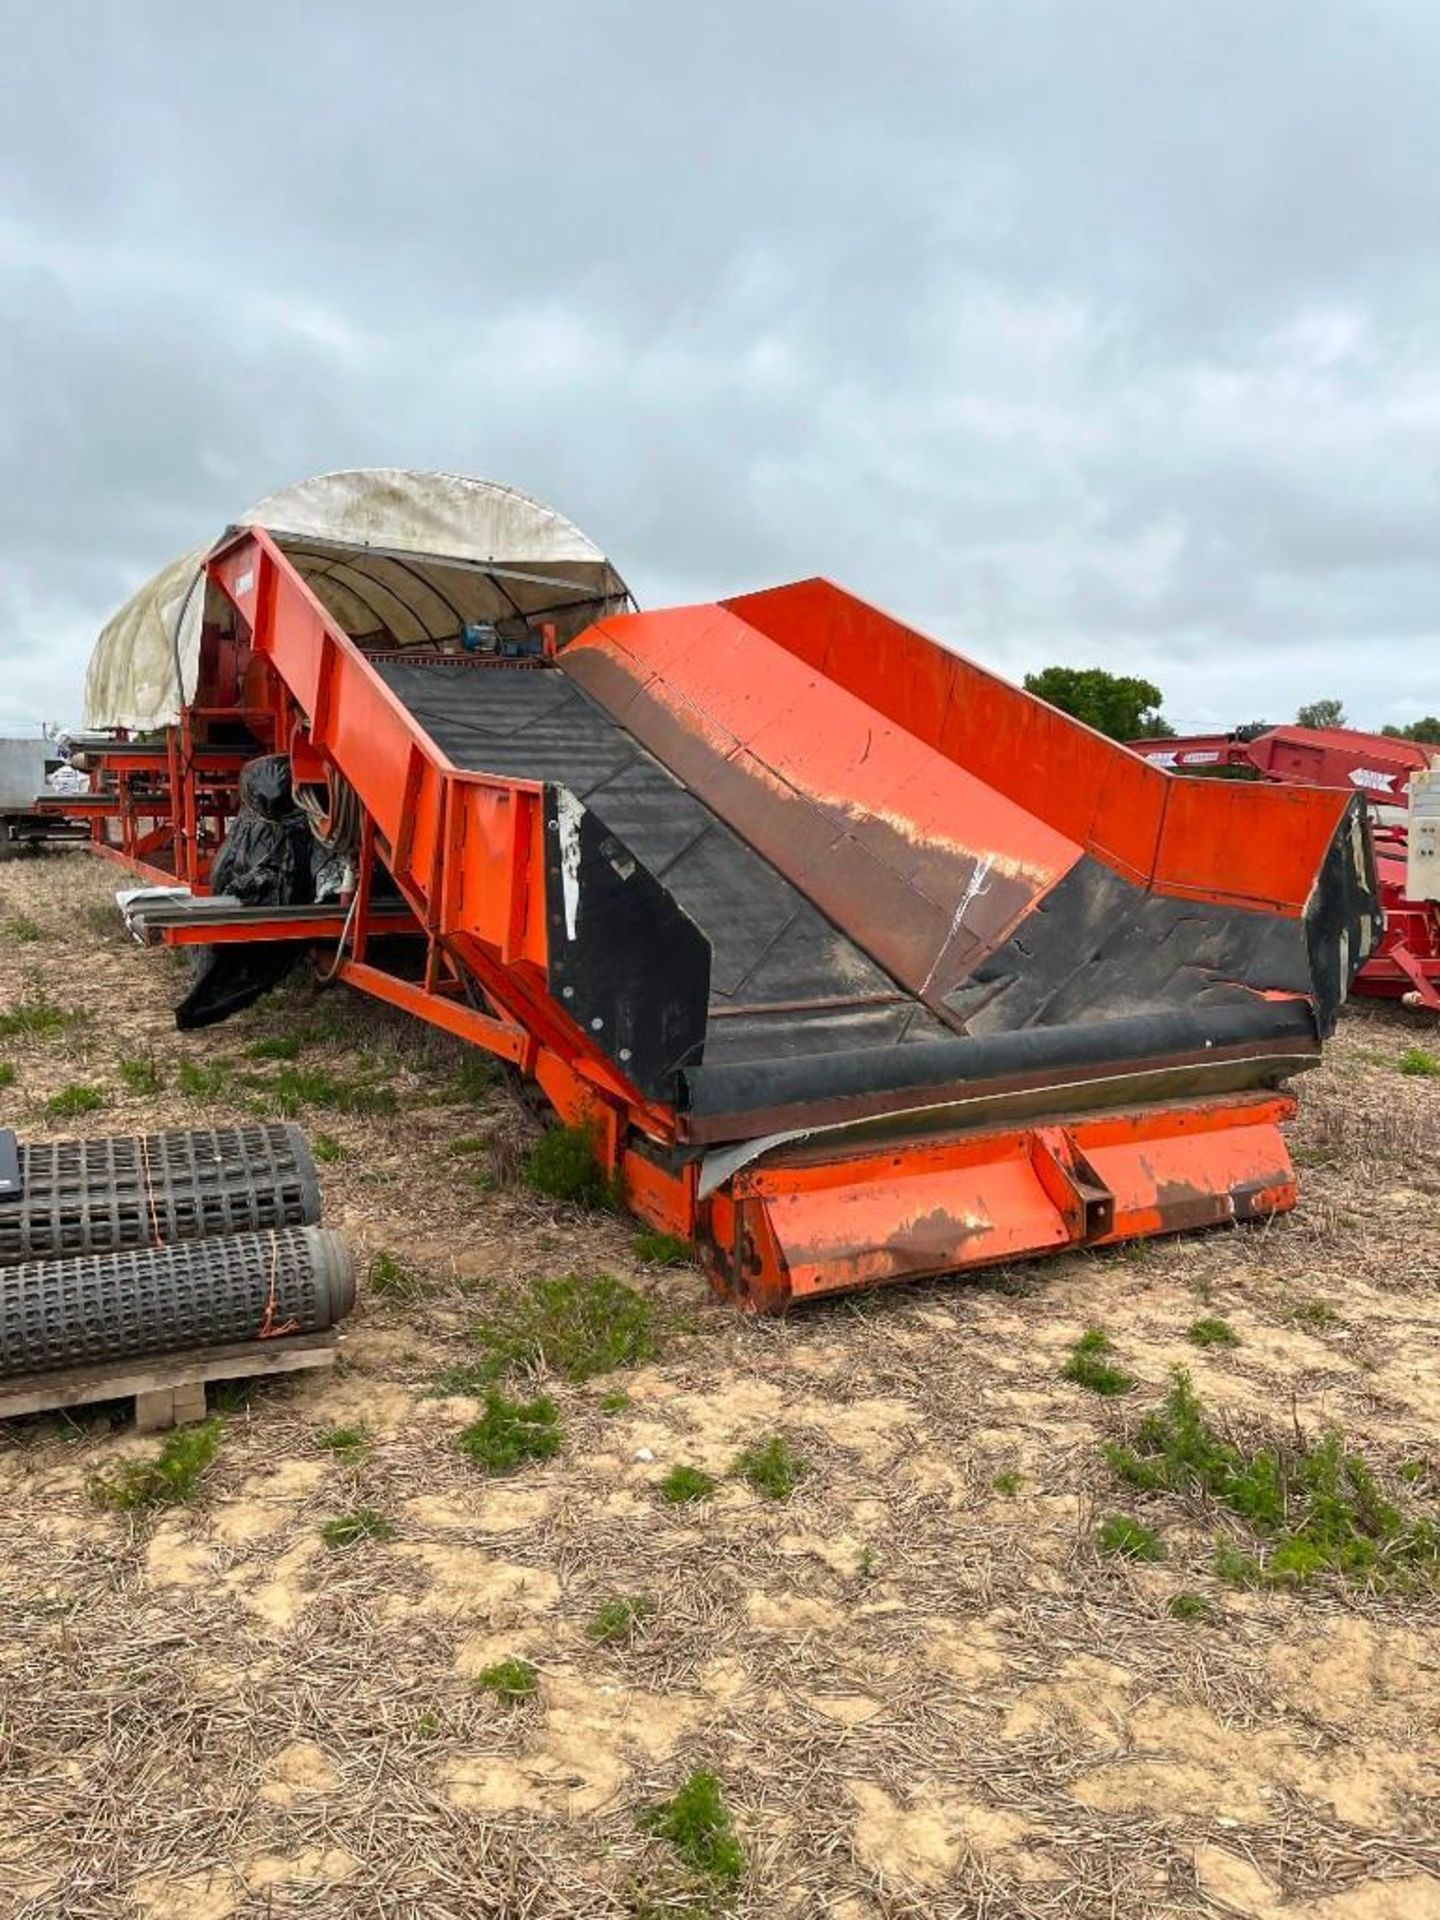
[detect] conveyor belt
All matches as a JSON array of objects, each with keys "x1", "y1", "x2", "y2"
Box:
[{"x1": 374, "y1": 659, "x2": 953, "y2": 1066}]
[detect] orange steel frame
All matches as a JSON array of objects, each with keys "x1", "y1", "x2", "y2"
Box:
[
  {"x1": 67, "y1": 526, "x2": 1320, "y2": 1311},
  {"x1": 41, "y1": 718, "x2": 258, "y2": 889}
]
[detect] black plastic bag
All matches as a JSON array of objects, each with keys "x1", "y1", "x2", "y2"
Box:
[
  {"x1": 208, "y1": 755, "x2": 315, "y2": 907},
  {"x1": 176, "y1": 755, "x2": 315, "y2": 1030}
]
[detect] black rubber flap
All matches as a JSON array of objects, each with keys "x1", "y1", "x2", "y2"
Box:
[
  {"x1": 680, "y1": 998, "x2": 1319, "y2": 1122},
  {"x1": 543, "y1": 784, "x2": 710, "y2": 1099},
  {"x1": 1303, "y1": 797, "x2": 1386, "y2": 1036}
]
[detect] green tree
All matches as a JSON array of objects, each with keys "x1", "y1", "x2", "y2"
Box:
[
  {"x1": 1023, "y1": 666, "x2": 1174, "y2": 742},
  {"x1": 1382, "y1": 717, "x2": 1440, "y2": 745},
  {"x1": 1296, "y1": 698, "x2": 1346, "y2": 730}
]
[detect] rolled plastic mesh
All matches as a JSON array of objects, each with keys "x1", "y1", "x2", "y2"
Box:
[
  {"x1": 0, "y1": 1124, "x2": 319, "y2": 1266},
  {"x1": 0, "y1": 1226, "x2": 354, "y2": 1379}
]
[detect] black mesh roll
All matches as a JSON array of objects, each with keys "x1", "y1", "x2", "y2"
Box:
[
  {"x1": 0, "y1": 1226, "x2": 355, "y2": 1378},
  {"x1": 0, "y1": 1124, "x2": 321, "y2": 1266}
]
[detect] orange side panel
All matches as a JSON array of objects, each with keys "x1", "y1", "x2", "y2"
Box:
[
  {"x1": 622, "y1": 1149, "x2": 695, "y2": 1239},
  {"x1": 1084, "y1": 1115, "x2": 1295, "y2": 1239},
  {"x1": 754, "y1": 1147, "x2": 1072, "y2": 1299},
  {"x1": 715, "y1": 578, "x2": 1354, "y2": 913},
  {"x1": 210, "y1": 532, "x2": 551, "y2": 970},
  {"x1": 721, "y1": 578, "x2": 1169, "y2": 886},
  {"x1": 1152, "y1": 773, "x2": 1358, "y2": 913}
]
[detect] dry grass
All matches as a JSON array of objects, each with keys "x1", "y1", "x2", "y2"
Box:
[{"x1": 1, "y1": 853, "x2": 1439, "y2": 1918}]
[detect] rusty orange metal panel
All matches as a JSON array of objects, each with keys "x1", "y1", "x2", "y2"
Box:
[
  {"x1": 708, "y1": 1092, "x2": 1298, "y2": 1310},
  {"x1": 622, "y1": 1146, "x2": 695, "y2": 1238},
  {"x1": 1082, "y1": 1110, "x2": 1296, "y2": 1238},
  {"x1": 720, "y1": 578, "x2": 1171, "y2": 885},
  {"x1": 752, "y1": 1147, "x2": 1073, "y2": 1300},
  {"x1": 564, "y1": 604, "x2": 1080, "y2": 1005},
  {"x1": 448, "y1": 787, "x2": 545, "y2": 967},
  {"x1": 1152, "y1": 774, "x2": 1355, "y2": 913}
]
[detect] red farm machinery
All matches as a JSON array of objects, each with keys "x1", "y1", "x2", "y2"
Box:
[
  {"x1": 1131, "y1": 726, "x2": 1440, "y2": 1012},
  {"x1": 32, "y1": 473, "x2": 1382, "y2": 1309}
]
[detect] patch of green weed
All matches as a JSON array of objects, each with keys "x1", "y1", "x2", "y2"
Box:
[
  {"x1": 451, "y1": 1133, "x2": 491, "y2": 1156},
  {"x1": 317, "y1": 1425, "x2": 369, "y2": 1460},
  {"x1": 1187, "y1": 1316, "x2": 1240, "y2": 1349},
  {"x1": 6, "y1": 915, "x2": 46, "y2": 943},
  {"x1": 1106, "y1": 1368, "x2": 1440, "y2": 1587},
  {"x1": 46, "y1": 1083, "x2": 108, "y2": 1119},
  {"x1": 210, "y1": 1379, "x2": 261, "y2": 1415},
  {"x1": 991, "y1": 1469, "x2": 1024, "y2": 1496},
  {"x1": 588, "y1": 1593, "x2": 655, "y2": 1646},
  {"x1": 118, "y1": 1055, "x2": 164, "y2": 1095},
  {"x1": 734, "y1": 1435, "x2": 810, "y2": 1501},
  {"x1": 273, "y1": 1063, "x2": 396, "y2": 1116},
  {"x1": 426, "y1": 1362, "x2": 492, "y2": 1396},
  {"x1": 177, "y1": 1057, "x2": 228, "y2": 1098},
  {"x1": 1399, "y1": 1047, "x2": 1440, "y2": 1077},
  {"x1": 369, "y1": 1251, "x2": 424, "y2": 1301},
  {"x1": 1168, "y1": 1590, "x2": 1215, "y2": 1623},
  {"x1": 633, "y1": 1231, "x2": 694, "y2": 1268},
  {"x1": 310, "y1": 1132, "x2": 346, "y2": 1163},
  {"x1": 320, "y1": 1507, "x2": 395, "y2": 1549},
  {"x1": 0, "y1": 996, "x2": 74, "y2": 1040},
  {"x1": 467, "y1": 1272, "x2": 657, "y2": 1384},
  {"x1": 1098, "y1": 1512, "x2": 1166, "y2": 1561},
  {"x1": 445, "y1": 1055, "x2": 500, "y2": 1102},
  {"x1": 457, "y1": 1390, "x2": 562, "y2": 1473},
  {"x1": 0, "y1": 1062, "x2": 15, "y2": 1089},
  {"x1": 1062, "y1": 1326, "x2": 1135, "y2": 1396},
  {"x1": 658, "y1": 1464, "x2": 717, "y2": 1504},
  {"x1": 475, "y1": 1657, "x2": 538, "y2": 1703},
  {"x1": 639, "y1": 1769, "x2": 743, "y2": 1885},
  {"x1": 600, "y1": 1389, "x2": 631, "y2": 1416},
  {"x1": 92, "y1": 1420, "x2": 222, "y2": 1512},
  {"x1": 247, "y1": 1033, "x2": 304, "y2": 1061},
  {"x1": 526, "y1": 1122, "x2": 622, "y2": 1210},
  {"x1": 1287, "y1": 1297, "x2": 1340, "y2": 1331}
]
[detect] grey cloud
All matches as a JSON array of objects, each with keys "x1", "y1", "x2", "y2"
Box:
[{"x1": 3, "y1": 0, "x2": 1440, "y2": 734}]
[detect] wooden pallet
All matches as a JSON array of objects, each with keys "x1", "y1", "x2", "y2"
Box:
[{"x1": 0, "y1": 1331, "x2": 338, "y2": 1431}]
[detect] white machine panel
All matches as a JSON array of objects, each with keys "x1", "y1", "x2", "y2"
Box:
[
  {"x1": 1408, "y1": 766, "x2": 1440, "y2": 904},
  {"x1": 0, "y1": 738, "x2": 51, "y2": 811}
]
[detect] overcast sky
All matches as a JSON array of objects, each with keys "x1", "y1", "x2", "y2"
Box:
[{"x1": 3, "y1": 0, "x2": 1439, "y2": 735}]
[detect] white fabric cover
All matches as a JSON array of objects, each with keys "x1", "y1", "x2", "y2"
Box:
[{"x1": 84, "y1": 470, "x2": 630, "y2": 731}]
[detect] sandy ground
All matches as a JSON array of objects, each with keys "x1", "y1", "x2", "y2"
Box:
[{"x1": 0, "y1": 850, "x2": 1438, "y2": 1920}]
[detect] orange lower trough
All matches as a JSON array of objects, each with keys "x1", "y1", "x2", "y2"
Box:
[
  {"x1": 719, "y1": 1094, "x2": 1296, "y2": 1312},
  {"x1": 66, "y1": 522, "x2": 1382, "y2": 1309}
]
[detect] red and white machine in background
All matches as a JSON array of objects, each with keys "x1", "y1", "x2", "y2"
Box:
[{"x1": 1131, "y1": 726, "x2": 1440, "y2": 1012}]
